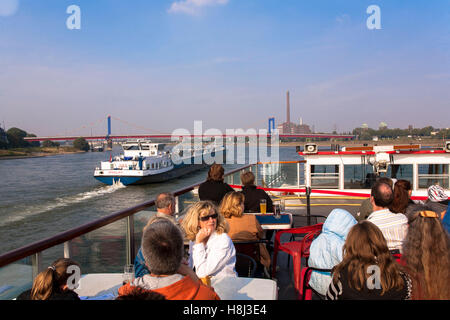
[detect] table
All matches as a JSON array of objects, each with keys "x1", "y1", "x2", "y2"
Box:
[
  {"x1": 245, "y1": 213, "x2": 292, "y2": 230},
  {"x1": 75, "y1": 274, "x2": 278, "y2": 300}
]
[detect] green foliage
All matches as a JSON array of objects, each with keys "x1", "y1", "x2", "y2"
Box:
[
  {"x1": 73, "y1": 137, "x2": 90, "y2": 151},
  {"x1": 6, "y1": 127, "x2": 30, "y2": 148},
  {"x1": 42, "y1": 140, "x2": 60, "y2": 148}
]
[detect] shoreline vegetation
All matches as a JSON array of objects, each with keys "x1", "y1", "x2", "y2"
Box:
[
  {"x1": 0, "y1": 138, "x2": 446, "y2": 160},
  {"x1": 0, "y1": 146, "x2": 86, "y2": 160}
]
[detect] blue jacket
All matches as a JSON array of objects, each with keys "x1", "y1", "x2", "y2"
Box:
[
  {"x1": 134, "y1": 247, "x2": 149, "y2": 278},
  {"x1": 308, "y1": 208, "x2": 357, "y2": 296},
  {"x1": 443, "y1": 205, "x2": 450, "y2": 235}
]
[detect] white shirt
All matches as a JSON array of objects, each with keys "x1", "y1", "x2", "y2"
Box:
[
  {"x1": 188, "y1": 231, "x2": 237, "y2": 279},
  {"x1": 367, "y1": 209, "x2": 408, "y2": 252}
]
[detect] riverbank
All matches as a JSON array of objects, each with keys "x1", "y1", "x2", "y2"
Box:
[{"x1": 0, "y1": 147, "x2": 86, "y2": 160}]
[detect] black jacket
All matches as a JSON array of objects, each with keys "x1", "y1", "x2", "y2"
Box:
[
  {"x1": 198, "y1": 180, "x2": 234, "y2": 205},
  {"x1": 241, "y1": 185, "x2": 274, "y2": 213}
]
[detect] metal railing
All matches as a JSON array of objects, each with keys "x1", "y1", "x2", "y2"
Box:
[{"x1": 0, "y1": 161, "x2": 308, "y2": 300}]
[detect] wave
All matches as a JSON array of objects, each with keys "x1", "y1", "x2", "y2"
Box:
[{"x1": 0, "y1": 182, "x2": 127, "y2": 227}]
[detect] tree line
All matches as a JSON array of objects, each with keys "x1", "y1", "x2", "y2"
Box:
[
  {"x1": 0, "y1": 127, "x2": 90, "y2": 151},
  {"x1": 352, "y1": 126, "x2": 450, "y2": 140}
]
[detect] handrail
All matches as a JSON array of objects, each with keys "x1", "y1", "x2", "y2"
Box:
[{"x1": 0, "y1": 163, "x2": 253, "y2": 268}]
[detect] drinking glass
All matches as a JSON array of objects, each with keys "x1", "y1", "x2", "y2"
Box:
[
  {"x1": 273, "y1": 204, "x2": 281, "y2": 219},
  {"x1": 123, "y1": 264, "x2": 135, "y2": 285},
  {"x1": 260, "y1": 199, "x2": 267, "y2": 214},
  {"x1": 280, "y1": 198, "x2": 286, "y2": 213}
]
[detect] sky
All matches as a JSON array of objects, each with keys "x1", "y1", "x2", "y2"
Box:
[{"x1": 0, "y1": 0, "x2": 449, "y2": 136}]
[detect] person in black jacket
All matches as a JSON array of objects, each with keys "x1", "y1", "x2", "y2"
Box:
[
  {"x1": 198, "y1": 164, "x2": 234, "y2": 205},
  {"x1": 17, "y1": 258, "x2": 81, "y2": 300},
  {"x1": 240, "y1": 171, "x2": 273, "y2": 213}
]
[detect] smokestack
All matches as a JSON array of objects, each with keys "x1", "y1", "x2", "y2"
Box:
[{"x1": 286, "y1": 91, "x2": 290, "y2": 124}]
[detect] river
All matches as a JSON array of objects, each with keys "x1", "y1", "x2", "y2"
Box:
[{"x1": 0, "y1": 145, "x2": 300, "y2": 254}]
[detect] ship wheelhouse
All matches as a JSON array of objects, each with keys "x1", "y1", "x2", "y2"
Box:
[{"x1": 299, "y1": 144, "x2": 450, "y2": 197}]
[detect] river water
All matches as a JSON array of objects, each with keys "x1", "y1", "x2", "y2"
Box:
[{"x1": 0, "y1": 146, "x2": 300, "y2": 255}]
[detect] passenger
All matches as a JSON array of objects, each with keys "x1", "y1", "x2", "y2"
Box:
[
  {"x1": 17, "y1": 258, "x2": 81, "y2": 300},
  {"x1": 389, "y1": 180, "x2": 416, "y2": 215},
  {"x1": 424, "y1": 185, "x2": 449, "y2": 219},
  {"x1": 402, "y1": 209, "x2": 450, "y2": 300},
  {"x1": 326, "y1": 221, "x2": 412, "y2": 300},
  {"x1": 118, "y1": 219, "x2": 220, "y2": 300},
  {"x1": 366, "y1": 180, "x2": 408, "y2": 253},
  {"x1": 220, "y1": 191, "x2": 271, "y2": 270},
  {"x1": 356, "y1": 177, "x2": 393, "y2": 222},
  {"x1": 182, "y1": 201, "x2": 237, "y2": 280},
  {"x1": 198, "y1": 164, "x2": 234, "y2": 205},
  {"x1": 134, "y1": 192, "x2": 183, "y2": 278},
  {"x1": 308, "y1": 208, "x2": 357, "y2": 297},
  {"x1": 240, "y1": 171, "x2": 273, "y2": 213}
]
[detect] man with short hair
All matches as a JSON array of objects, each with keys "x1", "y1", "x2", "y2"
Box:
[
  {"x1": 119, "y1": 220, "x2": 220, "y2": 300},
  {"x1": 356, "y1": 177, "x2": 393, "y2": 222},
  {"x1": 367, "y1": 181, "x2": 408, "y2": 252},
  {"x1": 152, "y1": 192, "x2": 179, "y2": 226},
  {"x1": 135, "y1": 192, "x2": 181, "y2": 277}
]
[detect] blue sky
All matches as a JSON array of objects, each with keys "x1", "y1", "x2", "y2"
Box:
[{"x1": 0, "y1": 0, "x2": 449, "y2": 136}]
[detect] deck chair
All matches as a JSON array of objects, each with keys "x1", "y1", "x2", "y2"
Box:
[
  {"x1": 233, "y1": 239, "x2": 271, "y2": 278},
  {"x1": 235, "y1": 253, "x2": 257, "y2": 277},
  {"x1": 272, "y1": 223, "x2": 323, "y2": 297},
  {"x1": 300, "y1": 266, "x2": 332, "y2": 300}
]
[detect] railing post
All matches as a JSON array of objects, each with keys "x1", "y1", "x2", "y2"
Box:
[
  {"x1": 297, "y1": 162, "x2": 300, "y2": 188},
  {"x1": 126, "y1": 215, "x2": 135, "y2": 266},
  {"x1": 31, "y1": 252, "x2": 42, "y2": 281},
  {"x1": 306, "y1": 187, "x2": 311, "y2": 226},
  {"x1": 64, "y1": 241, "x2": 72, "y2": 259}
]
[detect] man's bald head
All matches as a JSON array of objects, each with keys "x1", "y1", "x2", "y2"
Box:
[{"x1": 371, "y1": 181, "x2": 394, "y2": 208}]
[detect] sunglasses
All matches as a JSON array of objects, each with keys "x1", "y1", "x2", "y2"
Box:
[{"x1": 199, "y1": 213, "x2": 218, "y2": 222}]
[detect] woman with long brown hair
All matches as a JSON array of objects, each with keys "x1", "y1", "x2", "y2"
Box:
[
  {"x1": 402, "y1": 209, "x2": 450, "y2": 300},
  {"x1": 389, "y1": 179, "x2": 414, "y2": 214},
  {"x1": 17, "y1": 258, "x2": 81, "y2": 300},
  {"x1": 326, "y1": 221, "x2": 411, "y2": 300}
]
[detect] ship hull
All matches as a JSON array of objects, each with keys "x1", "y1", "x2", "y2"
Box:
[{"x1": 94, "y1": 163, "x2": 209, "y2": 186}]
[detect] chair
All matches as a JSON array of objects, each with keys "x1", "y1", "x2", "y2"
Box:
[
  {"x1": 235, "y1": 253, "x2": 257, "y2": 277},
  {"x1": 300, "y1": 266, "x2": 332, "y2": 300},
  {"x1": 272, "y1": 223, "x2": 323, "y2": 298},
  {"x1": 233, "y1": 239, "x2": 271, "y2": 278}
]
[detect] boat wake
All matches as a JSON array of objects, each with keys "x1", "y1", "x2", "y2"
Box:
[{"x1": 0, "y1": 182, "x2": 127, "y2": 227}]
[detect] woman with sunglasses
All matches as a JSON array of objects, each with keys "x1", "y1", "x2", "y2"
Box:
[{"x1": 182, "y1": 201, "x2": 237, "y2": 280}]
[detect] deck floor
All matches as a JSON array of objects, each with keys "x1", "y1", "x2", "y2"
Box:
[{"x1": 268, "y1": 196, "x2": 364, "y2": 300}]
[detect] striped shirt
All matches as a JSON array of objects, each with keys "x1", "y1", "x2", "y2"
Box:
[{"x1": 367, "y1": 209, "x2": 408, "y2": 252}]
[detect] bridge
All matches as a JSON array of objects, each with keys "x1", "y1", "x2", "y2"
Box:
[
  {"x1": 24, "y1": 133, "x2": 355, "y2": 142},
  {"x1": 23, "y1": 116, "x2": 356, "y2": 142}
]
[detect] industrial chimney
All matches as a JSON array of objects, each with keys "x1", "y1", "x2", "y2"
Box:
[{"x1": 286, "y1": 91, "x2": 290, "y2": 124}]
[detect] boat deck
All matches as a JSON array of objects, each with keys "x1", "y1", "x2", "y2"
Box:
[{"x1": 270, "y1": 196, "x2": 364, "y2": 300}]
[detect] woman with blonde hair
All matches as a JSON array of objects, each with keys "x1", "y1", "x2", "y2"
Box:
[
  {"x1": 17, "y1": 258, "x2": 81, "y2": 300},
  {"x1": 402, "y1": 209, "x2": 450, "y2": 300},
  {"x1": 220, "y1": 191, "x2": 271, "y2": 269},
  {"x1": 326, "y1": 221, "x2": 412, "y2": 300},
  {"x1": 182, "y1": 200, "x2": 237, "y2": 279}
]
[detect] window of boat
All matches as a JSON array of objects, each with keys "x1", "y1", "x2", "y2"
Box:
[
  {"x1": 123, "y1": 145, "x2": 139, "y2": 150},
  {"x1": 311, "y1": 165, "x2": 339, "y2": 189},
  {"x1": 344, "y1": 164, "x2": 413, "y2": 189},
  {"x1": 418, "y1": 164, "x2": 449, "y2": 189},
  {"x1": 141, "y1": 145, "x2": 150, "y2": 150}
]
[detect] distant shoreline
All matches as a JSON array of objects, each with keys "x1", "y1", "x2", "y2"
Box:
[{"x1": 0, "y1": 148, "x2": 86, "y2": 160}]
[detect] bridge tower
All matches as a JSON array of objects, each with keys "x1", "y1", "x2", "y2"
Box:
[
  {"x1": 105, "y1": 115, "x2": 112, "y2": 150},
  {"x1": 268, "y1": 117, "x2": 275, "y2": 134}
]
